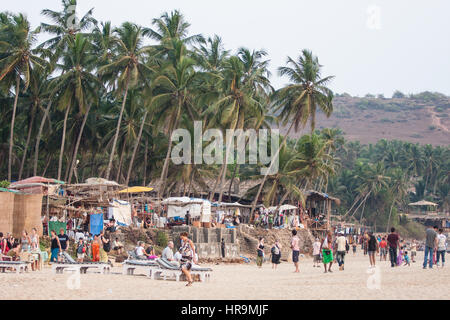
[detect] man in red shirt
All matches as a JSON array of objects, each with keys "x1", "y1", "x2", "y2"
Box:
[{"x1": 387, "y1": 228, "x2": 400, "y2": 267}]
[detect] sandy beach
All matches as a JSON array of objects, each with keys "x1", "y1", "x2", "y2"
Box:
[{"x1": 1, "y1": 251, "x2": 449, "y2": 300}]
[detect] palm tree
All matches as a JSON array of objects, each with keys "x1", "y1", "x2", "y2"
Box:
[
  {"x1": 152, "y1": 39, "x2": 197, "y2": 198},
  {"x1": 385, "y1": 168, "x2": 408, "y2": 232},
  {"x1": 251, "y1": 49, "x2": 334, "y2": 218},
  {"x1": 99, "y1": 22, "x2": 154, "y2": 181},
  {"x1": 0, "y1": 13, "x2": 48, "y2": 181},
  {"x1": 39, "y1": 0, "x2": 96, "y2": 58}
]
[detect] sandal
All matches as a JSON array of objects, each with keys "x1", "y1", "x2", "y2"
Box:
[{"x1": 186, "y1": 281, "x2": 193, "y2": 287}]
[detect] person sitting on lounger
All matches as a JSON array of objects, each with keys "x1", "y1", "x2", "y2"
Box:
[
  {"x1": 162, "y1": 241, "x2": 179, "y2": 266},
  {"x1": 7, "y1": 242, "x2": 21, "y2": 260},
  {"x1": 135, "y1": 241, "x2": 147, "y2": 260}
]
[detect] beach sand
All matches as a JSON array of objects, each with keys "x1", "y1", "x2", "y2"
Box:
[{"x1": 1, "y1": 251, "x2": 449, "y2": 300}]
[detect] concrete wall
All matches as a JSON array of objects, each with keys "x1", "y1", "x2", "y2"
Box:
[{"x1": 171, "y1": 226, "x2": 239, "y2": 259}]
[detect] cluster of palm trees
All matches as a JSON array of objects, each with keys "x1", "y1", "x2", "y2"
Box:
[
  {"x1": 329, "y1": 139, "x2": 450, "y2": 230},
  {"x1": 2, "y1": 1, "x2": 447, "y2": 232},
  {"x1": 0, "y1": 1, "x2": 334, "y2": 204}
]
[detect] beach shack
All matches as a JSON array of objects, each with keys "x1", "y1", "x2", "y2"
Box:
[
  {"x1": 162, "y1": 197, "x2": 212, "y2": 227},
  {"x1": 303, "y1": 190, "x2": 340, "y2": 236}
]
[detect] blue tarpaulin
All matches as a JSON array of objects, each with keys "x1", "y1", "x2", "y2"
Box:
[{"x1": 90, "y1": 214, "x2": 103, "y2": 235}]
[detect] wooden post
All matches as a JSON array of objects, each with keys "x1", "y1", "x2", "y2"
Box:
[
  {"x1": 327, "y1": 199, "x2": 331, "y2": 230},
  {"x1": 46, "y1": 183, "x2": 50, "y2": 236}
]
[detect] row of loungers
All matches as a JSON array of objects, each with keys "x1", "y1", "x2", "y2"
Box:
[
  {"x1": 122, "y1": 251, "x2": 213, "y2": 282},
  {"x1": 2, "y1": 252, "x2": 213, "y2": 282},
  {"x1": 0, "y1": 261, "x2": 32, "y2": 274}
]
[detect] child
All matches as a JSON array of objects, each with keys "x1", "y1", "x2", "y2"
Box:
[
  {"x1": 352, "y1": 243, "x2": 357, "y2": 255},
  {"x1": 403, "y1": 250, "x2": 411, "y2": 266},
  {"x1": 76, "y1": 238, "x2": 86, "y2": 262}
]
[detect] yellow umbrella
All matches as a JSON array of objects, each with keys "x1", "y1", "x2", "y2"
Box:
[{"x1": 119, "y1": 186, "x2": 154, "y2": 193}]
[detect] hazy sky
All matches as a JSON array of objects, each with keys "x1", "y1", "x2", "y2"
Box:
[{"x1": 4, "y1": 0, "x2": 450, "y2": 96}]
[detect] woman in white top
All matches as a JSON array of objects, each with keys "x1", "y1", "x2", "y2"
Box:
[{"x1": 30, "y1": 228, "x2": 39, "y2": 251}]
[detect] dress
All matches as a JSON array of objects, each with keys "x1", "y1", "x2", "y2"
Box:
[
  {"x1": 180, "y1": 240, "x2": 193, "y2": 270},
  {"x1": 271, "y1": 245, "x2": 281, "y2": 264},
  {"x1": 91, "y1": 241, "x2": 100, "y2": 262}
]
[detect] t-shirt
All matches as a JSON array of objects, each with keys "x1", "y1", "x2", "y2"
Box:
[
  {"x1": 58, "y1": 234, "x2": 69, "y2": 250},
  {"x1": 174, "y1": 251, "x2": 182, "y2": 261},
  {"x1": 336, "y1": 236, "x2": 347, "y2": 252},
  {"x1": 312, "y1": 242, "x2": 321, "y2": 255},
  {"x1": 437, "y1": 234, "x2": 447, "y2": 251},
  {"x1": 162, "y1": 247, "x2": 174, "y2": 260},
  {"x1": 387, "y1": 233, "x2": 399, "y2": 249},
  {"x1": 368, "y1": 236, "x2": 377, "y2": 251},
  {"x1": 135, "y1": 246, "x2": 145, "y2": 256},
  {"x1": 425, "y1": 228, "x2": 437, "y2": 248},
  {"x1": 291, "y1": 236, "x2": 300, "y2": 251},
  {"x1": 379, "y1": 240, "x2": 387, "y2": 248}
]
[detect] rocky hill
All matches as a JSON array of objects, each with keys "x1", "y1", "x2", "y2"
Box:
[{"x1": 280, "y1": 91, "x2": 450, "y2": 146}]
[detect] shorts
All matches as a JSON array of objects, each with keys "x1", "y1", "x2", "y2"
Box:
[
  {"x1": 292, "y1": 250, "x2": 300, "y2": 263},
  {"x1": 380, "y1": 248, "x2": 386, "y2": 255},
  {"x1": 181, "y1": 258, "x2": 192, "y2": 270},
  {"x1": 368, "y1": 250, "x2": 376, "y2": 256},
  {"x1": 411, "y1": 251, "x2": 416, "y2": 257},
  {"x1": 313, "y1": 254, "x2": 321, "y2": 263},
  {"x1": 322, "y1": 249, "x2": 333, "y2": 264},
  {"x1": 77, "y1": 253, "x2": 85, "y2": 259}
]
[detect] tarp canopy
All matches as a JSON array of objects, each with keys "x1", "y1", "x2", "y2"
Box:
[
  {"x1": 108, "y1": 199, "x2": 132, "y2": 226},
  {"x1": 10, "y1": 176, "x2": 64, "y2": 186},
  {"x1": 268, "y1": 204, "x2": 298, "y2": 211},
  {"x1": 163, "y1": 197, "x2": 211, "y2": 221},
  {"x1": 119, "y1": 186, "x2": 153, "y2": 193},
  {"x1": 409, "y1": 200, "x2": 438, "y2": 206}
]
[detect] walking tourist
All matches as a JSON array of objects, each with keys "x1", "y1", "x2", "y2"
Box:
[
  {"x1": 313, "y1": 238, "x2": 321, "y2": 267},
  {"x1": 423, "y1": 226, "x2": 438, "y2": 269},
  {"x1": 367, "y1": 232, "x2": 379, "y2": 268},
  {"x1": 179, "y1": 232, "x2": 197, "y2": 286},
  {"x1": 321, "y1": 230, "x2": 333, "y2": 273},
  {"x1": 410, "y1": 240, "x2": 417, "y2": 263},
  {"x1": 387, "y1": 227, "x2": 400, "y2": 267},
  {"x1": 436, "y1": 228, "x2": 446, "y2": 268},
  {"x1": 256, "y1": 237, "x2": 265, "y2": 268},
  {"x1": 335, "y1": 232, "x2": 347, "y2": 271},
  {"x1": 50, "y1": 230, "x2": 61, "y2": 262},
  {"x1": 291, "y1": 230, "x2": 300, "y2": 273},
  {"x1": 379, "y1": 237, "x2": 387, "y2": 261}
]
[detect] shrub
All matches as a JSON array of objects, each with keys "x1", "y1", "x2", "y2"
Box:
[
  {"x1": 0, "y1": 180, "x2": 10, "y2": 188},
  {"x1": 428, "y1": 125, "x2": 436, "y2": 131},
  {"x1": 156, "y1": 231, "x2": 168, "y2": 248}
]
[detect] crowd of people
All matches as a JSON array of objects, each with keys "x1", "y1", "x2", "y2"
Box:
[{"x1": 254, "y1": 225, "x2": 448, "y2": 272}]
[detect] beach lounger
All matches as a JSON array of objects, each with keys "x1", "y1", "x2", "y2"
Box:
[
  {"x1": 51, "y1": 252, "x2": 111, "y2": 274},
  {"x1": 122, "y1": 251, "x2": 160, "y2": 277},
  {"x1": 0, "y1": 261, "x2": 32, "y2": 274},
  {"x1": 156, "y1": 258, "x2": 212, "y2": 282}
]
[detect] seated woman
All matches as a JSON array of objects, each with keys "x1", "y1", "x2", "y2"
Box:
[
  {"x1": 6, "y1": 242, "x2": 21, "y2": 260},
  {"x1": 113, "y1": 238, "x2": 124, "y2": 254},
  {"x1": 145, "y1": 244, "x2": 158, "y2": 260}
]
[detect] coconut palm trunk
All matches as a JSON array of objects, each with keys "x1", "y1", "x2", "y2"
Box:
[
  {"x1": 250, "y1": 119, "x2": 295, "y2": 221},
  {"x1": 386, "y1": 199, "x2": 396, "y2": 233},
  {"x1": 57, "y1": 105, "x2": 71, "y2": 181},
  {"x1": 158, "y1": 100, "x2": 182, "y2": 199},
  {"x1": 8, "y1": 75, "x2": 20, "y2": 181},
  {"x1": 105, "y1": 78, "x2": 130, "y2": 181},
  {"x1": 18, "y1": 104, "x2": 37, "y2": 180},
  {"x1": 68, "y1": 104, "x2": 92, "y2": 184},
  {"x1": 126, "y1": 109, "x2": 149, "y2": 186},
  {"x1": 33, "y1": 101, "x2": 52, "y2": 176}
]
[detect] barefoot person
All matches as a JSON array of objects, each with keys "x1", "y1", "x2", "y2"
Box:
[
  {"x1": 367, "y1": 232, "x2": 379, "y2": 268},
  {"x1": 335, "y1": 232, "x2": 347, "y2": 271},
  {"x1": 271, "y1": 239, "x2": 282, "y2": 270},
  {"x1": 312, "y1": 238, "x2": 321, "y2": 267},
  {"x1": 179, "y1": 232, "x2": 197, "y2": 286},
  {"x1": 387, "y1": 228, "x2": 400, "y2": 268},
  {"x1": 379, "y1": 237, "x2": 387, "y2": 261},
  {"x1": 321, "y1": 230, "x2": 333, "y2": 273},
  {"x1": 50, "y1": 230, "x2": 61, "y2": 262},
  {"x1": 436, "y1": 228, "x2": 446, "y2": 268},
  {"x1": 423, "y1": 226, "x2": 438, "y2": 269},
  {"x1": 291, "y1": 230, "x2": 300, "y2": 273},
  {"x1": 410, "y1": 240, "x2": 417, "y2": 263},
  {"x1": 256, "y1": 237, "x2": 265, "y2": 268}
]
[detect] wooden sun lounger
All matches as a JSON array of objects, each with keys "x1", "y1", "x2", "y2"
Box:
[
  {"x1": 51, "y1": 252, "x2": 111, "y2": 274},
  {"x1": 0, "y1": 261, "x2": 32, "y2": 274}
]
